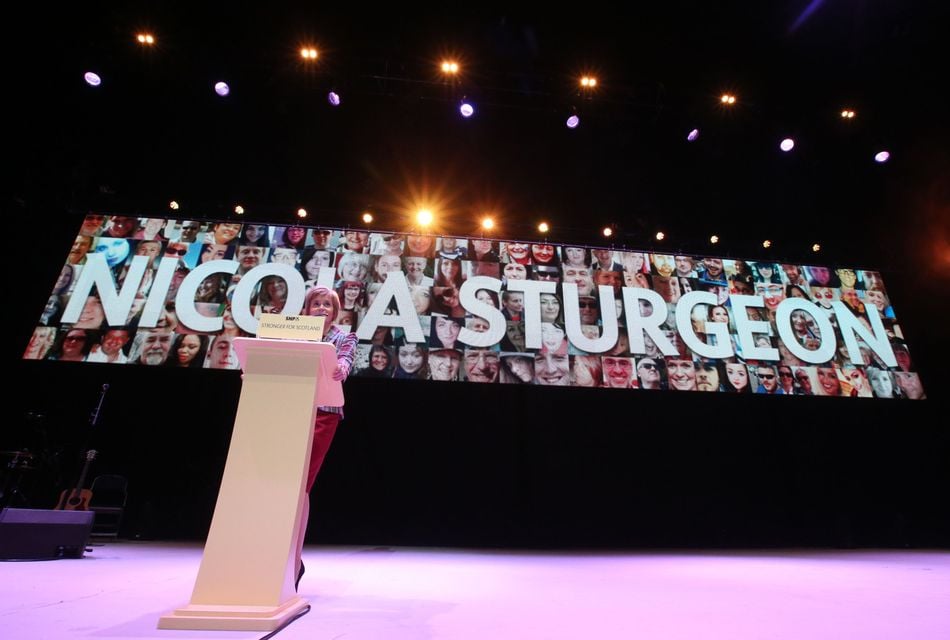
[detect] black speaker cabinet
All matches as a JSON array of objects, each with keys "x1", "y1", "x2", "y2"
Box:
[{"x1": 0, "y1": 508, "x2": 95, "y2": 560}]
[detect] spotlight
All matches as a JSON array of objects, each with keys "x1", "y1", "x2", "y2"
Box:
[
  {"x1": 780, "y1": 138, "x2": 795, "y2": 152},
  {"x1": 214, "y1": 81, "x2": 230, "y2": 97},
  {"x1": 459, "y1": 101, "x2": 475, "y2": 118},
  {"x1": 710, "y1": 235, "x2": 719, "y2": 244},
  {"x1": 655, "y1": 231, "x2": 665, "y2": 241},
  {"x1": 297, "y1": 208, "x2": 308, "y2": 219},
  {"x1": 812, "y1": 243, "x2": 821, "y2": 253},
  {"x1": 169, "y1": 201, "x2": 180, "y2": 211},
  {"x1": 481, "y1": 217, "x2": 495, "y2": 231},
  {"x1": 840, "y1": 109, "x2": 855, "y2": 119},
  {"x1": 566, "y1": 115, "x2": 580, "y2": 129},
  {"x1": 874, "y1": 151, "x2": 891, "y2": 163},
  {"x1": 136, "y1": 33, "x2": 155, "y2": 45},
  {"x1": 84, "y1": 72, "x2": 102, "y2": 87},
  {"x1": 538, "y1": 222, "x2": 550, "y2": 234},
  {"x1": 300, "y1": 48, "x2": 319, "y2": 60},
  {"x1": 328, "y1": 91, "x2": 341, "y2": 106},
  {"x1": 416, "y1": 209, "x2": 433, "y2": 227},
  {"x1": 763, "y1": 240, "x2": 772, "y2": 248},
  {"x1": 362, "y1": 212, "x2": 374, "y2": 224},
  {"x1": 687, "y1": 128, "x2": 699, "y2": 142},
  {"x1": 720, "y1": 94, "x2": 736, "y2": 105},
  {"x1": 602, "y1": 226, "x2": 613, "y2": 238},
  {"x1": 580, "y1": 76, "x2": 598, "y2": 88},
  {"x1": 234, "y1": 205, "x2": 245, "y2": 215},
  {"x1": 440, "y1": 61, "x2": 459, "y2": 75}
]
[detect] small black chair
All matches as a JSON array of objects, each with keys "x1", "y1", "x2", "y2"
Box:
[{"x1": 88, "y1": 474, "x2": 128, "y2": 538}]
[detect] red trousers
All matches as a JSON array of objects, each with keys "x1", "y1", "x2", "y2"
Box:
[{"x1": 306, "y1": 411, "x2": 340, "y2": 493}]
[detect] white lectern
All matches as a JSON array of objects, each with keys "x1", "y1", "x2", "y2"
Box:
[{"x1": 159, "y1": 338, "x2": 341, "y2": 631}]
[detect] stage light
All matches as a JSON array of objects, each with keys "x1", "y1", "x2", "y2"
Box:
[
  {"x1": 481, "y1": 218, "x2": 495, "y2": 231},
  {"x1": 655, "y1": 231, "x2": 665, "y2": 241},
  {"x1": 780, "y1": 138, "x2": 795, "y2": 152},
  {"x1": 300, "y1": 48, "x2": 319, "y2": 60},
  {"x1": 169, "y1": 201, "x2": 180, "y2": 210},
  {"x1": 328, "y1": 91, "x2": 341, "y2": 106},
  {"x1": 136, "y1": 33, "x2": 155, "y2": 45},
  {"x1": 566, "y1": 115, "x2": 580, "y2": 129},
  {"x1": 234, "y1": 205, "x2": 244, "y2": 215},
  {"x1": 416, "y1": 209, "x2": 433, "y2": 227},
  {"x1": 538, "y1": 222, "x2": 550, "y2": 234},
  {"x1": 763, "y1": 239, "x2": 772, "y2": 248},
  {"x1": 297, "y1": 208, "x2": 308, "y2": 219},
  {"x1": 580, "y1": 76, "x2": 598, "y2": 88},
  {"x1": 602, "y1": 227, "x2": 613, "y2": 238},
  {"x1": 874, "y1": 151, "x2": 891, "y2": 163},
  {"x1": 362, "y1": 212, "x2": 374, "y2": 224},
  {"x1": 214, "y1": 82, "x2": 230, "y2": 97},
  {"x1": 84, "y1": 72, "x2": 101, "y2": 87},
  {"x1": 720, "y1": 94, "x2": 736, "y2": 105},
  {"x1": 812, "y1": 243, "x2": 821, "y2": 253},
  {"x1": 840, "y1": 109, "x2": 855, "y2": 119},
  {"x1": 441, "y1": 61, "x2": 459, "y2": 75},
  {"x1": 687, "y1": 128, "x2": 699, "y2": 141},
  {"x1": 710, "y1": 235, "x2": 719, "y2": 244},
  {"x1": 459, "y1": 102, "x2": 475, "y2": 118}
]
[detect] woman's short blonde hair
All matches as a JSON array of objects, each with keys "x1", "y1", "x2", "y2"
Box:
[{"x1": 303, "y1": 286, "x2": 341, "y2": 323}]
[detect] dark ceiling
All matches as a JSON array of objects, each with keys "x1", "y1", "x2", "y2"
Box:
[{"x1": 9, "y1": 4, "x2": 947, "y2": 270}]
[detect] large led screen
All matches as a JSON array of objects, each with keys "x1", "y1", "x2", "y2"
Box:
[{"x1": 24, "y1": 215, "x2": 925, "y2": 399}]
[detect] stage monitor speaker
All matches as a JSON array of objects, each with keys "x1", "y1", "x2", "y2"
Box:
[{"x1": 0, "y1": 508, "x2": 94, "y2": 560}]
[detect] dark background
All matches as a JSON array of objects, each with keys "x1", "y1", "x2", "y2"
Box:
[{"x1": 5, "y1": 5, "x2": 948, "y2": 548}]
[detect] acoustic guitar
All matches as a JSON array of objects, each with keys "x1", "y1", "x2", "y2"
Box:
[{"x1": 55, "y1": 449, "x2": 97, "y2": 510}]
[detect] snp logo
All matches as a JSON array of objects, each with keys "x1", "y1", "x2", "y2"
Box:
[{"x1": 284, "y1": 316, "x2": 300, "y2": 321}]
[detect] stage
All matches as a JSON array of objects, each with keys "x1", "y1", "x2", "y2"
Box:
[{"x1": 1, "y1": 542, "x2": 948, "y2": 639}]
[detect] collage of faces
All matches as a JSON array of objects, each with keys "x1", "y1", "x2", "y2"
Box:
[{"x1": 25, "y1": 216, "x2": 925, "y2": 398}]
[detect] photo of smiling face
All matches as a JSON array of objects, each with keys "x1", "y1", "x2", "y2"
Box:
[{"x1": 666, "y1": 358, "x2": 696, "y2": 391}]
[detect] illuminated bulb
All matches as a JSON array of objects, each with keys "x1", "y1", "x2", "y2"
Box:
[
  {"x1": 780, "y1": 138, "x2": 795, "y2": 152},
  {"x1": 566, "y1": 115, "x2": 580, "y2": 129},
  {"x1": 169, "y1": 201, "x2": 179, "y2": 210},
  {"x1": 721, "y1": 94, "x2": 736, "y2": 105},
  {"x1": 297, "y1": 208, "x2": 308, "y2": 219},
  {"x1": 812, "y1": 243, "x2": 821, "y2": 253},
  {"x1": 362, "y1": 212, "x2": 374, "y2": 224},
  {"x1": 234, "y1": 205, "x2": 244, "y2": 215},
  {"x1": 602, "y1": 227, "x2": 613, "y2": 238},
  {"x1": 136, "y1": 33, "x2": 155, "y2": 45},
  {"x1": 416, "y1": 209, "x2": 433, "y2": 226},
  {"x1": 840, "y1": 109, "x2": 855, "y2": 119},
  {"x1": 459, "y1": 102, "x2": 475, "y2": 118},
  {"x1": 214, "y1": 81, "x2": 230, "y2": 97},
  {"x1": 441, "y1": 61, "x2": 459, "y2": 74},
  {"x1": 763, "y1": 240, "x2": 772, "y2": 248},
  {"x1": 874, "y1": 151, "x2": 890, "y2": 163},
  {"x1": 300, "y1": 48, "x2": 318, "y2": 60},
  {"x1": 655, "y1": 231, "x2": 665, "y2": 241},
  {"x1": 687, "y1": 128, "x2": 699, "y2": 141},
  {"x1": 84, "y1": 72, "x2": 101, "y2": 87},
  {"x1": 481, "y1": 218, "x2": 495, "y2": 230},
  {"x1": 710, "y1": 235, "x2": 719, "y2": 244},
  {"x1": 328, "y1": 91, "x2": 341, "y2": 106},
  {"x1": 538, "y1": 222, "x2": 550, "y2": 234}
]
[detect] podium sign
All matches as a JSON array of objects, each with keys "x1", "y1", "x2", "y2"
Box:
[{"x1": 159, "y1": 338, "x2": 341, "y2": 631}]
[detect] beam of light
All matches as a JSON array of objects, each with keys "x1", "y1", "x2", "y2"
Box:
[
  {"x1": 481, "y1": 218, "x2": 495, "y2": 230},
  {"x1": 214, "y1": 82, "x2": 230, "y2": 97},
  {"x1": 687, "y1": 128, "x2": 699, "y2": 141},
  {"x1": 459, "y1": 102, "x2": 474, "y2": 118},
  {"x1": 297, "y1": 208, "x2": 308, "y2": 218},
  {"x1": 566, "y1": 115, "x2": 580, "y2": 129},
  {"x1": 84, "y1": 72, "x2": 102, "y2": 87},
  {"x1": 417, "y1": 209, "x2": 434, "y2": 227},
  {"x1": 328, "y1": 91, "x2": 341, "y2": 106},
  {"x1": 602, "y1": 227, "x2": 613, "y2": 238},
  {"x1": 789, "y1": 0, "x2": 826, "y2": 34},
  {"x1": 362, "y1": 212, "x2": 374, "y2": 224},
  {"x1": 780, "y1": 138, "x2": 795, "y2": 152},
  {"x1": 538, "y1": 222, "x2": 550, "y2": 234},
  {"x1": 655, "y1": 231, "x2": 665, "y2": 241},
  {"x1": 234, "y1": 205, "x2": 245, "y2": 215},
  {"x1": 874, "y1": 151, "x2": 891, "y2": 163}
]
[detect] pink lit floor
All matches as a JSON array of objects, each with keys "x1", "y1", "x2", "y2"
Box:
[{"x1": 2, "y1": 542, "x2": 948, "y2": 640}]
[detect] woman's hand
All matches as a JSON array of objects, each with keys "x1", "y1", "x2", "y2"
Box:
[{"x1": 332, "y1": 363, "x2": 347, "y2": 381}]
